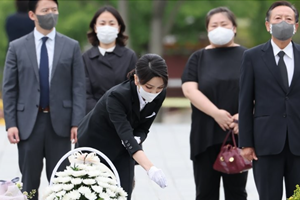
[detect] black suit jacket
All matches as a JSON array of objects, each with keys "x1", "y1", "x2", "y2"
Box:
[
  {"x1": 239, "y1": 40, "x2": 300, "y2": 156},
  {"x1": 83, "y1": 45, "x2": 137, "y2": 113},
  {"x1": 77, "y1": 79, "x2": 166, "y2": 160},
  {"x1": 5, "y1": 13, "x2": 35, "y2": 42}
]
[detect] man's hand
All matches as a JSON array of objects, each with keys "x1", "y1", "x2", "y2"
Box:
[
  {"x1": 7, "y1": 127, "x2": 19, "y2": 144},
  {"x1": 70, "y1": 127, "x2": 78, "y2": 144},
  {"x1": 241, "y1": 147, "x2": 258, "y2": 161}
]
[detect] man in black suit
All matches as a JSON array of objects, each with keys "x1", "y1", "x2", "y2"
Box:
[
  {"x1": 2, "y1": 0, "x2": 85, "y2": 199},
  {"x1": 239, "y1": 1, "x2": 300, "y2": 199},
  {"x1": 5, "y1": 0, "x2": 35, "y2": 42}
]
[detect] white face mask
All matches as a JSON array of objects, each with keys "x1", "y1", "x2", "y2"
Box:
[
  {"x1": 96, "y1": 26, "x2": 118, "y2": 44},
  {"x1": 138, "y1": 86, "x2": 161, "y2": 103},
  {"x1": 208, "y1": 27, "x2": 234, "y2": 46}
]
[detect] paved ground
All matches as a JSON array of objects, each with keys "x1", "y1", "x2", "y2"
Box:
[{"x1": 0, "y1": 108, "x2": 287, "y2": 199}]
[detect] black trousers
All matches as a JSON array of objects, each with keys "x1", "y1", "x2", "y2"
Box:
[
  {"x1": 193, "y1": 144, "x2": 248, "y2": 200},
  {"x1": 17, "y1": 113, "x2": 70, "y2": 200},
  {"x1": 253, "y1": 138, "x2": 300, "y2": 200}
]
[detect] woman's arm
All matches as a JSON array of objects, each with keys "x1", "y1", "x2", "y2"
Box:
[
  {"x1": 182, "y1": 81, "x2": 233, "y2": 131},
  {"x1": 132, "y1": 150, "x2": 153, "y2": 171},
  {"x1": 133, "y1": 150, "x2": 167, "y2": 188}
]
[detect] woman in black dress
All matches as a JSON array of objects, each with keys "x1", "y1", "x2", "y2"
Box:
[
  {"x1": 181, "y1": 7, "x2": 248, "y2": 200},
  {"x1": 83, "y1": 6, "x2": 137, "y2": 113},
  {"x1": 78, "y1": 54, "x2": 168, "y2": 199}
]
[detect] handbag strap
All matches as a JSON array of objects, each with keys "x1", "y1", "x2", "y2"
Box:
[{"x1": 221, "y1": 119, "x2": 238, "y2": 148}]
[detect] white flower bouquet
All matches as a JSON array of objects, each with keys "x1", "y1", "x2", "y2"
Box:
[
  {"x1": 43, "y1": 151, "x2": 127, "y2": 200},
  {"x1": 0, "y1": 177, "x2": 36, "y2": 200}
]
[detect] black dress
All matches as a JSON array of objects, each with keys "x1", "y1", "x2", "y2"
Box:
[
  {"x1": 182, "y1": 46, "x2": 248, "y2": 200},
  {"x1": 182, "y1": 46, "x2": 247, "y2": 160}
]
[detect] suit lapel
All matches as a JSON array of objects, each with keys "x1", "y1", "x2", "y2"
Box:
[
  {"x1": 130, "y1": 81, "x2": 140, "y2": 120},
  {"x1": 26, "y1": 32, "x2": 39, "y2": 83},
  {"x1": 288, "y1": 42, "x2": 300, "y2": 93},
  {"x1": 51, "y1": 33, "x2": 65, "y2": 79},
  {"x1": 262, "y1": 41, "x2": 287, "y2": 92},
  {"x1": 141, "y1": 101, "x2": 157, "y2": 119}
]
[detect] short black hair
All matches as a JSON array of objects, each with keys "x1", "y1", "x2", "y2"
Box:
[
  {"x1": 265, "y1": 1, "x2": 299, "y2": 23},
  {"x1": 205, "y1": 7, "x2": 237, "y2": 29},
  {"x1": 87, "y1": 6, "x2": 128, "y2": 47},
  {"x1": 16, "y1": 0, "x2": 29, "y2": 13},
  {"x1": 128, "y1": 54, "x2": 168, "y2": 87},
  {"x1": 28, "y1": 0, "x2": 58, "y2": 13}
]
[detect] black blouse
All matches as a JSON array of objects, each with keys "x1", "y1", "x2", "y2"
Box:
[{"x1": 182, "y1": 46, "x2": 247, "y2": 160}]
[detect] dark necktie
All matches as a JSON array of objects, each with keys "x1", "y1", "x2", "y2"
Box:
[
  {"x1": 278, "y1": 51, "x2": 289, "y2": 90},
  {"x1": 39, "y1": 37, "x2": 49, "y2": 109}
]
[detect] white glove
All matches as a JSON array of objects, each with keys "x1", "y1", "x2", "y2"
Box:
[
  {"x1": 147, "y1": 166, "x2": 167, "y2": 188},
  {"x1": 134, "y1": 136, "x2": 141, "y2": 144}
]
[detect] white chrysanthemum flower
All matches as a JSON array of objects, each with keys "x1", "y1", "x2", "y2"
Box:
[
  {"x1": 98, "y1": 182, "x2": 110, "y2": 188},
  {"x1": 61, "y1": 193, "x2": 70, "y2": 200},
  {"x1": 91, "y1": 185, "x2": 103, "y2": 193},
  {"x1": 117, "y1": 196, "x2": 127, "y2": 200},
  {"x1": 71, "y1": 170, "x2": 88, "y2": 177},
  {"x1": 84, "y1": 191, "x2": 97, "y2": 200},
  {"x1": 83, "y1": 179, "x2": 96, "y2": 185},
  {"x1": 116, "y1": 187, "x2": 128, "y2": 197},
  {"x1": 68, "y1": 190, "x2": 81, "y2": 199},
  {"x1": 51, "y1": 177, "x2": 61, "y2": 184},
  {"x1": 77, "y1": 163, "x2": 88, "y2": 170},
  {"x1": 71, "y1": 178, "x2": 83, "y2": 185},
  {"x1": 45, "y1": 152, "x2": 128, "y2": 200},
  {"x1": 107, "y1": 185, "x2": 118, "y2": 193},
  {"x1": 88, "y1": 170, "x2": 101, "y2": 177},
  {"x1": 59, "y1": 176, "x2": 72, "y2": 183},
  {"x1": 86, "y1": 165, "x2": 98, "y2": 171},
  {"x1": 42, "y1": 187, "x2": 53, "y2": 198},
  {"x1": 56, "y1": 171, "x2": 67, "y2": 177},
  {"x1": 51, "y1": 184, "x2": 63, "y2": 192},
  {"x1": 78, "y1": 186, "x2": 91, "y2": 195},
  {"x1": 55, "y1": 190, "x2": 66, "y2": 198},
  {"x1": 45, "y1": 193, "x2": 57, "y2": 200},
  {"x1": 106, "y1": 189, "x2": 117, "y2": 197},
  {"x1": 64, "y1": 168, "x2": 75, "y2": 176},
  {"x1": 62, "y1": 184, "x2": 74, "y2": 191},
  {"x1": 107, "y1": 178, "x2": 117, "y2": 185},
  {"x1": 99, "y1": 192, "x2": 110, "y2": 199}
]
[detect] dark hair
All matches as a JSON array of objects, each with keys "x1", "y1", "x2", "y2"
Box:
[
  {"x1": 127, "y1": 54, "x2": 168, "y2": 87},
  {"x1": 265, "y1": 1, "x2": 299, "y2": 22},
  {"x1": 28, "y1": 0, "x2": 58, "y2": 13},
  {"x1": 205, "y1": 7, "x2": 237, "y2": 29},
  {"x1": 16, "y1": 0, "x2": 29, "y2": 13},
  {"x1": 87, "y1": 6, "x2": 128, "y2": 47}
]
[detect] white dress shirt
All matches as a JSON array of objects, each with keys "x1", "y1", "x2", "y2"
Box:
[
  {"x1": 271, "y1": 39, "x2": 294, "y2": 86},
  {"x1": 34, "y1": 27, "x2": 56, "y2": 83},
  {"x1": 98, "y1": 46, "x2": 115, "y2": 56}
]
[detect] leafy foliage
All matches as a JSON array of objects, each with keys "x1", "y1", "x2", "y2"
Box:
[{"x1": 289, "y1": 185, "x2": 300, "y2": 200}]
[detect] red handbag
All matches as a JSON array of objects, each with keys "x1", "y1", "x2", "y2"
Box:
[{"x1": 213, "y1": 129, "x2": 252, "y2": 174}]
